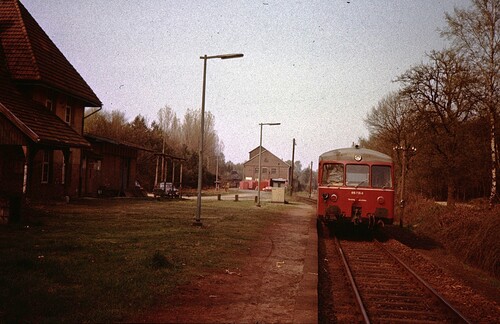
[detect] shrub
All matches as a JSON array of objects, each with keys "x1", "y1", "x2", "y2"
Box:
[
  {"x1": 405, "y1": 195, "x2": 499, "y2": 277},
  {"x1": 151, "y1": 250, "x2": 175, "y2": 269}
]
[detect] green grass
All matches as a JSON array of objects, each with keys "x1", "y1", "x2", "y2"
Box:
[{"x1": 0, "y1": 198, "x2": 288, "y2": 323}]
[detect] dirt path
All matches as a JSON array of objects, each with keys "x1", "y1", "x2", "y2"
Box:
[{"x1": 136, "y1": 203, "x2": 316, "y2": 323}]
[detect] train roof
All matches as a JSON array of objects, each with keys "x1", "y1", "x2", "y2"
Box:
[{"x1": 319, "y1": 147, "x2": 392, "y2": 163}]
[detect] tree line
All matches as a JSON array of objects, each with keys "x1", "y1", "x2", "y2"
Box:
[
  {"x1": 362, "y1": 0, "x2": 499, "y2": 206},
  {"x1": 84, "y1": 106, "x2": 316, "y2": 193},
  {"x1": 84, "y1": 106, "x2": 226, "y2": 191}
]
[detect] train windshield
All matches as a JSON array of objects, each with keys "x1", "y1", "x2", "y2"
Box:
[
  {"x1": 371, "y1": 165, "x2": 392, "y2": 188},
  {"x1": 346, "y1": 164, "x2": 369, "y2": 187},
  {"x1": 322, "y1": 163, "x2": 344, "y2": 186}
]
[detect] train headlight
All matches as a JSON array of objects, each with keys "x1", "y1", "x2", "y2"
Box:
[
  {"x1": 331, "y1": 194, "x2": 338, "y2": 202},
  {"x1": 322, "y1": 193, "x2": 330, "y2": 201},
  {"x1": 377, "y1": 196, "x2": 385, "y2": 205}
]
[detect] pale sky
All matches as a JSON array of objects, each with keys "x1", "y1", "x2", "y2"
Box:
[{"x1": 22, "y1": 0, "x2": 471, "y2": 167}]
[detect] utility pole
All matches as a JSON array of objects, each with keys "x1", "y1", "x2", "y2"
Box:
[
  {"x1": 290, "y1": 138, "x2": 296, "y2": 196},
  {"x1": 215, "y1": 155, "x2": 219, "y2": 191},
  {"x1": 171, "y1": 158, "x2": 175, "y2": 185},
  {"x1": 179, "y1": 162, "x2": 183, "y2": 198},
  {"x1": 394, "y1": 144, "x2": 416, "y2": 228}
]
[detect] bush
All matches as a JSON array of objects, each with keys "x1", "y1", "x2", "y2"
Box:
[
  {"x1": 151, "y1": 250, "x2": 174, "y2": 269},
  {"x1": 405, "y1": 195, "x2": 499, "y2": 277}
]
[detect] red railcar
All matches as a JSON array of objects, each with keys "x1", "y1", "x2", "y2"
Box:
[{"x1": 317, "y1": 146, "x2": 394, "y2": 227}]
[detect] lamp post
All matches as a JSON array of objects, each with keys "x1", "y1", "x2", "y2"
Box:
[
  {"x1": 257, "y1": 122, "x2": 281, "y2": 207},
  {"x1": 194, "y1": 53, "x2": 244, "y2": 226}
]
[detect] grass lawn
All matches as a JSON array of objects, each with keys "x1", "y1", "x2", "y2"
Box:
[{"x1": 0, "y1": 198, "x2": 289, "y2": 323}]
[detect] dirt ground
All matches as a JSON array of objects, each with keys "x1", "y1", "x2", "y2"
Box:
[
  {"x1": 135, "y1": 203, "x2": 316, "y2": 323},
  {"x1": 134, "y1": 202, "x2": 499, "y2": 323}
]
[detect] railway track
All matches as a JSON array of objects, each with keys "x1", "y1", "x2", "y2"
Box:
[
  {"x1": 295, "y1": 194, "x2": 470, "y2": 322},
  {"x1": 334, "y1": 237, "x2": 471, "y2": 323},
  {"x1": 293, "y1": 195, "x2": 316, "y2": 205}
]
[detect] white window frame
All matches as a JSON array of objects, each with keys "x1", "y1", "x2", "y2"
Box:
[{"x1": 45, "y1": 99, "x2": 53, "y2": 111}]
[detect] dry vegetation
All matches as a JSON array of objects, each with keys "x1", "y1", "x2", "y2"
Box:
[
  {"x1": 404, "y1": 195, "x2": 499, "y2": 277},
  {"x1": 0, "y1": 198, "x2": 289, "y2": 323}
]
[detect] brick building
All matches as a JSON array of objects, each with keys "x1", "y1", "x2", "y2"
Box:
[{"x1": 242, "y1": 146, "x2": 290, "y2": 188}]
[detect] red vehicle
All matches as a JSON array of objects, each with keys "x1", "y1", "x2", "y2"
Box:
[{"x1": 317, "y1": 146, "x2": 394, "y2": 228}]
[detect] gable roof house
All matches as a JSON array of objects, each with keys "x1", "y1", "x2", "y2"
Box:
[
  {"x1": 0, "y1": 0, "x2": 101, "y2": 221},
  {"x1": 242, "y1": 146, "x2": 290, "y2": 188}
]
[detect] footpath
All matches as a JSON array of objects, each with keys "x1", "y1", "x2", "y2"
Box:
[{"x1": 138, "y1": 202, "x2": 318, "y2": 323}]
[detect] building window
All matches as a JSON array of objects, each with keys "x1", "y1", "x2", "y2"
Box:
[
  {"x1": 254, "y1": 167, "x2": 258, "y2": 174},
  {"x1": 45, "y1": 99, "x2": 53, "y2": 111},
  {"x1": 271, "y1": 168, "x2": 277, "y2": 174},
  {"x1": 65, "y1": 105, "x2": 72, "y2": 125},
  {"x1": 41, "y1": 150, "x2": 50, "y2": 183},
  {"x1": 262, "y1": 167, "x2": 268, "y2": 174}
]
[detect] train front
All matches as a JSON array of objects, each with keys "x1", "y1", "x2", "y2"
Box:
[{"x1": 317, "y1": 147, "x2": 394, "y2": 227}]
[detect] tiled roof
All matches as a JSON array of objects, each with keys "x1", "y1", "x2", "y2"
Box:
[
  {"x1": 0, "y1": 55, "x2": 90, "y2": 148},
  {"x1": 84, "y1": 133, "x2": 151, "y2": 152},
  {"x1": 0, "y1": 0, "x2": 101, "y2": 107},
  {"x1": 245, "y1": 146, "x2": 290, "y2": 167}
]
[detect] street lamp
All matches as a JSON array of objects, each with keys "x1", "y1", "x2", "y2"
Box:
[
  {"x1": 257, "y1": 122, "x2": 281, "y2": 207},
  {"x1": 194, "y1": 53, "x2": 244, "y2": 226}
]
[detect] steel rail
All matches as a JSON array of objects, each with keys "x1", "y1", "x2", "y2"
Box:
[
  {"x1": 374, "y1": 239, "x2": 472, "y2": 324},
  {"x1": 334, "y1": 237, "x2": 371, "y2": 324}
]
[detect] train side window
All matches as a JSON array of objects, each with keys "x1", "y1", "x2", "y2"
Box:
[
  {"x1": 372, "y1": 165, "x2": 392, "y2": 188},
  {"x1": 346, "y1": 164, "x2": 369, "y2": 187},
  {"x1": 322, "y1": 163, "x2": 344, "y2": 186}
]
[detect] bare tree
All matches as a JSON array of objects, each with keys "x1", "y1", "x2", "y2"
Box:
[
  {"x1": 180, "y1": 108, "x2": 225, "y2": 177},
  {"x1": 364, "y1": 91, "x2": 417, "y2": 153},
  {"x1": 397, "y1": 49, "x2": 479, "y2": 205},
  {"x1": 442, "y1": 0, "x2": 500, "y2": 205},
  {"x1": 181, "y1": 109, "x2": 200, "y2": 153},
  {"x1": 157, "y1": 105, "x2": 181, "y2": 152}
]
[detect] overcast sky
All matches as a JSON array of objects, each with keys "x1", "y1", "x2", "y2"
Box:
[{"x1": 22, "y1": 0, "x2": 471, "y2": 168}]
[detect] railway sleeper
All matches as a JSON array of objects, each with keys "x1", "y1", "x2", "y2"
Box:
[
  {"x1": 371, "y1": 300, "x2": 436, "y2": 311},
  {"x1": 364, "y1": 294, "x2": 442, "y2": 306},
  {"x1": 352, "y1": 274, "x2": 408, "y2": 281},
  {"x1": 361, "y1": 290, "x2": 428, "y2": 298},
  {"x1": 370, "y1": 309, "x2": 450, "y2": 322},
  {"x1": 358, "y1": 283, "x2": 421, "y2": 291},
  {"x1": 372, "y1": 316, "x2": 449, "y2": 324}
]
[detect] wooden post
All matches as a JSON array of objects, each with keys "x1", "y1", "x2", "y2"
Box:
[
  {"x1": 290, "y1": 138, "x2": 296, "y2": 196},
  {"x1": 179, "y1": 162, "x2": 183, "y2": 198},
  {"x1": 154, "y1": 155, "x2": 159, "y2": 187},
  {"x1": 62, "y1": 148, "x2": 71, "y2": 198},
  {"x1": 309, "y1": 161, "x2": 313, "y2": 198}
]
